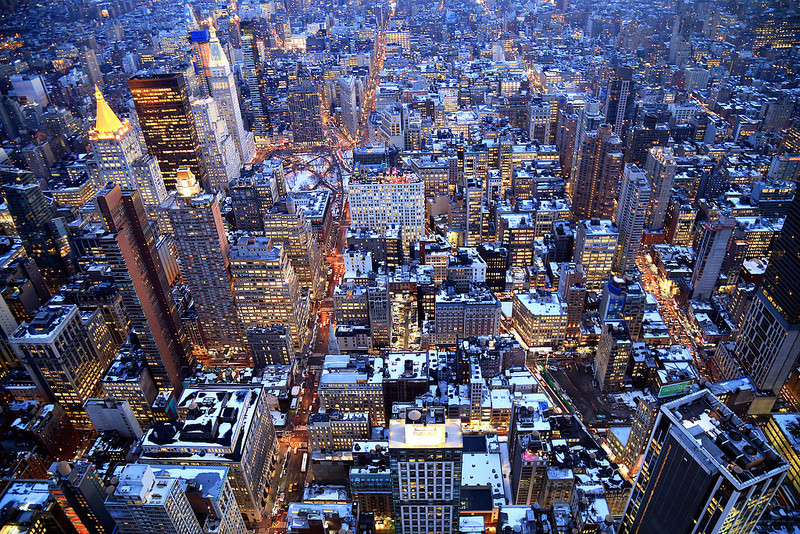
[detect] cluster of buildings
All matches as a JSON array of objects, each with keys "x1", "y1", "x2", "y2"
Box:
[{"x1": 0, "y1": 0, "x2": 800, "y2": 532}]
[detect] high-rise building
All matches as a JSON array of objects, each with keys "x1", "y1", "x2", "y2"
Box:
[
  {"x1": 368, "y1": 274, "x2": 392, "y2": 348},
  {"x1": 230, "y1": 160, "x2": 286, "y2": 231},
  {"x1": 389, "y1": 407, "x2": 463, "y2": 534},
  {"x1": 349, "y1": 170, "x2": 425, "y2": 252},
  {"x1": 96, "y1": 183, "x2": 194, "y2": 391},
  {"x1": 1, "y1": 167, "x2": 74, "y2": 291},
  {"x1": 240, "y1": 21, "x2": 267, "y2": 140},
  {"x1": 288, "y1": 80, "x2": 324, "y2": 145},
  {"x1": 570, "y1": 124, "x2": 624, "y2": 220},
  {"x1": 528, "y1": 96, "x2": 552, "y2": 143},
  {"x1": 664, "y1": 195, "x2": 696, "y2": 246},
  {"x1": 668, "y1": 9, "x2": 694, "y2": 67},
  {"x1": 574, "y1": 219, "x2": 619, "y2": 290},
  {"x1": 339, "y1": 75, "x2": 359, "y2": 138},
  {"x1": 604, "y1": 67, "x2": 634, "y2": 139},
  {"x1": 79, "y1": 46, "x2": 103, "y2": 87},
  {"x1": 644, "y1": 146, "x2": 676, "y2": 231},
  {"x1": 246, "y1": 324, "x2": 295, "y2": 368},
  {"x1": 137, "y1": 385, "x2": 277, "y2": 525},
  {"x1": 736, "y1": 193, "x2": 800, "y2": 394},
  {"x1": 690, "y1": 216, "x2": 735, "y2": 300},
  {"x1": 84, "y1": 398, "x2": 143, "y2": 440},
  {"x1": 558, "y1": 262, "x2": 586, "y2": 344},
  {"x1": 47, "y1": 460, "x2": 116, "y2": 534},
  {"x1": 129, "y1": 73, "x2": 207, "y2": 189},
  {"x1": 10, "y1": 304, "x2": 111, "y2": 428},
  {"x1": 90, "y1": 87, "x2": 168, "y2": 211},
  {"x1": 229, "y1": 236, "x2": 309, "y2": 354},
  {"x1": 621, "y1": 390, "x2": 788, "y2": 534},
  {"x1": 263, "y1": 198, "x2": 324, "y2": 296},
  {"x1": 191, "y1": 97, "x2": 241, "y2": 192},
  {"x1": 319, "y1": 354, "x2": 386, "y2": 426},
  {"x1": 161, "y1": 170, "x2": 245, "y2": 351},
  {"x1": 594, "y1": 320, "x2": 632, "y2": 392},
  {"x1": 613, "y1": 164, "x2": 651, "y2": 273},
  {"x1": 207, "y1": 27, "x2": 255, "y2": 164}
]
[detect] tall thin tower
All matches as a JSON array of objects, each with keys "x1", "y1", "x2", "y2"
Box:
[
  {"x1": 613, "y1": 164, "x2": 651, "y2": 273},
  {"x1": 207, "y1": 27, "x2": 255, "y2": 164}
]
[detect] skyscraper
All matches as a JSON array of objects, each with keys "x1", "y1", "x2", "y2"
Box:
[
  {"x1": 613, "y1": 164, "x2": 651, "y2": 273},
  {"x1": 736, "y1": 192, "x2": 800, "y2": 394},
  {"x1": 1, "y1": 167, "x2": 74, "y2": 291},
  {"x1": 10, "y1": 305, "x2": 110, "y2": 428},
  {"x1": 604, "y1": 67, "x2": 634, "y2": 139},
  {"x1": 263, "y1": 198, "x2": 324, "y2": 296},
  {"x1": 571, "y1": 124, "x2": 624, "y2": 220},
  {"x1": 389, "y1": 407, "x2": 463, "y2": 534},
  {"x1": 557, "y1": 262, "x2": 586, "y2": 344},
  {"x1": 90, "y1": 87, "x2": 168, "y2": 211},
  {"x1": 129, "y1": 73, "x2": 207, "y2": 190},
  {"x1": 229, "y1": 236, "x2": 309, "y2": 354},
  {"x1": 207, "y1": 27, "x2": 255, "y2": 164},
  {"x1": 240, "y1": 21, "x2": 267, "y2": 140},
  {"x1": 191, "y1": 97, "x2": 241, "y2": 192},
  {"x1": 288, "y1": 80, "x2": 324, "y2": 145},
  {"x1": 47, "y1": 460, "x2": 116, "y2": 534},
  {"x1": 161, "y1": 169, "x2": 245, "y2": 350},
  {"x1": 573, "y1": 219, "x2": 619, "y2": 290},
  {"x1": 339, "y1": 75, "x2": 359, "y2": 138},
  {"x1": 95, "y1": 183, "x2": 194, "y2": 391},
  {"x1": 349, "y1": 170, "x2": 425, "y2": 253},
  {"x1": 621, "y1": 390, "x2": 788, "y2": 534},
  {"x1": 644, "y1": 146, "x2": 676, "y2": 231},
  {"x1": 690, "y1": 216, "x2": 735, "y2": 300},
  {"x1": 594, "y1": 320, "x2": 632, "y2": 392}
]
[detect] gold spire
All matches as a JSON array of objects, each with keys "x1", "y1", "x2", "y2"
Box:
[
  {"x1": 207, "y1": 23, "x2": 230, "y2": 69},
  {"x1": 94, "y1": 85, "x2": 123, "y2": 133}
]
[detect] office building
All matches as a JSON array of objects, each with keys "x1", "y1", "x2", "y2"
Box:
[
  {"x1": 764, "y1": 414, "x2": 800, "y2": 498},
  {"x1": 308, "y1": 411, "x2": 371, "y2": 451},
  {"x1": 528, "y1": 96, "x2": 552, "y2": 144},
  {"x1": 613, "y1": 164, "x2": 651, "y2": 273},
  {"x1": 434, "y1": 283, "x2": 502, "y2": 346},
  {"x1": 101, "y1": 349, "x2": 159, "y2": 429},
  {"x1": 263, "y1": 198, "x2": 324, "y2": 295},
  {"x1": 161, "y1": 170, "x2": 246, "y2": 351},
  {"x1": 229, "y1": 236, "x2": 309, "y2": 354},
  {"x1": 191, "y1": 97, "x2": 241, "y2": 192},
  {"x1": 736, "y1": 193, "x2": 800, "y2": 395},
  {"x1": 288, "y1": 80, "x2": 324, "y2": 145},
  {"x1": 691, "y1": 216, "x2": 735, "y2": 300},
  {"x1": 90, "y1": 87, "x2": 168, "y2": 211},
  {"x1": 644, "y1": 147, "x2": 676, "y2": 231},
  {"x1": 96, "y1": 183, "x2": 194, "y2": 390},
  {"x1": 319, "y1": 354, "x2": 386, "y2": 426},
  {"x1": 349, "y1": 170, "x2": 424, "y2": 253},
  {"x1": 621, "y1": 391, "x2": 788, "y2": 534},
  {"x1": 84, "y1": 398, "x2": 143, "y2": 440},
  {"x1": 137, "y1": 385, "x2": 277, "y2": 525},
  {"x1": 207, "y1": 27, "x2": 255, "y2": 164},
  {"x1": 574, "y1": 219, "x2": 619, "y2": 290},
  {"x1": 1, "y1": 167, "x2": 74, "y2": 291},
  {"x1": 339, "y1": 75, "x2": 359, "y2": 139},
  {"x1": 129, "y1": 73, "x2": 207, "y2": 189},
  {"x1": 47, "y1": 460, "x2": 116, "y2": 534},
  {"x1": 512, "y1": 290, "x2": 568, "y2": 348},
  {"x1": 246, "y1": 324, "x2": 295, "y2": 368},
  {"x1": 105, "y1": 464, "x2": 202, "y2": 534},
  {"x1": 389, "y1": 407, "x2": 463, "y2": 534},
  {"x1": 594, "y1": 320, "x2": 632, "y2": 392},
  {"x1": 0, "y1": 480, "x2": 77, "y2": 533},
  {"x1": 557, "y1": 263, "x2": 586, "y2": 343},
  {"x1": 571, "y1": 124, "x2": 624, "y2": 220},
  {"x1": 604, "y1": 67, "x2": 634, "y2": 138},
  {"x1": 368, "y1": 274, "x2": 392, "y2": 348},
  {"x1": 230, "y1": 160, "x2": 285, "y2": 231},
  {"x1": 10, "y1": 305, "x2": 111, "y2": 428}
]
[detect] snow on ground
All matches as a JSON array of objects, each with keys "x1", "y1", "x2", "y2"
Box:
[{"x1": 290, "y1": 170, "x2": 316, "y2": 191}]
